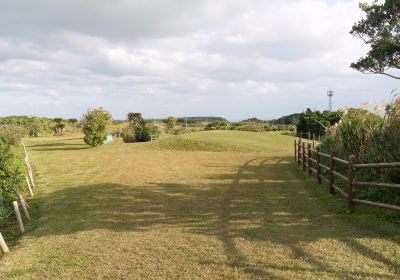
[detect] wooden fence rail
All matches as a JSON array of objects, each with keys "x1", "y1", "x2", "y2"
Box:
[{"x1": 295, "y1": 138, "x2": 400, "y2": 213}]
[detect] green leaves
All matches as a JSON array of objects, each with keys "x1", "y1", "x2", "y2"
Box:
[
  {"x1": 350, "y1": 0, "x2": 400, "y2": 79},
  {"x1": 81, "y1": 108, "x2": 112, "y2": 147}
]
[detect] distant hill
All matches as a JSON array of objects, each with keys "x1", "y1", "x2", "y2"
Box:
[
  {"x1": 176, "y1": 116, "x2": 227, "y2": 125},
  {"x1": 270, "y1": 113, "x2": 301, "y2": 126}
]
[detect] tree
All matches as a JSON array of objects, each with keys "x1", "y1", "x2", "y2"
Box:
[
  {"x1": 54, "y1": 118, "x2": 65, "y2": 136},
  {"x1": 164, "y1": 116, "x2": 177, "y2": 131},
  {"x1": 350, "y1": 0, "x2": 400, "y2": 79},
  {"x1": 127, "y1": 113, "x2": 144, "y2": 126},
  {"x1": 81, "y1": 108, "x2": 111, "y2": 147},
  {"x1": 67, "y1": 118, "x2": 79, "y2": 132}
]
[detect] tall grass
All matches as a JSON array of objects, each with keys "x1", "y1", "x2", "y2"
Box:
[{"x1": 321, "y1": 97, "x2": 400, "y2": 204}]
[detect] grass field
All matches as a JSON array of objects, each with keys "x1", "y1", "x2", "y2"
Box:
[{"x1": 0, "y1": 131, "x2": 399, "y2": 279}]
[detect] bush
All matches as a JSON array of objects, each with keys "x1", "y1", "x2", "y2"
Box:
[
  {"x1": 82, "y1": 108, "x2": 112, "y2": 147},
  {"x1": 122, "y1": 122, "x2": 164, "y2": 143},
  {"x1": 0, "y1": 125, "x2": 26, "y2": 145},
  {"x1": 297, "y1": 109, "x2": 342, "y2": 136},
  {"x1": 0, "y1": 144, "x2": 25, "y2": 226},
  {"x1": 164, "y1": 116, "x2": 177, "y2": 131},
  {"x1": 0, "y1": 116, "x2": 54, "y2": 137}
]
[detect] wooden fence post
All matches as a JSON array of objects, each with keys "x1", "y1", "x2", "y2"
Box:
[
  {"x1": 13, "y1": 201, "x2": 25, "y2": 234},
  {"x1": 329, "y1": 153, "x2": 336, "y2": 195},
  {"x1": 308, "y1": 132, "x2": 311, "y2": 140},
  {"x1": 0, "y1": 232, "x2": 9, "y2": 254},
  {"x1": 316, "y1": 146, "x2": 321, "y2": 184},
  {"x1": 15, "y1": 190, "x2": 30, "y2": 221},
  {"x1": 28, "y1": 168, "x2": 35, "y2": 189},
  {"x1": 307, "y1": 143, "x2": 312, "y2": 175},
  {"x1": 297, "y1": 138, "x2": 301, "y2": 166},
  {"x1": 302, "y1": 142, "x2": 306, "y2": 171},
  {"x1": 294, "y1": 139, "x2": 297, "y2": 162},
  {"x1": 347, "y1": 155, "x2": 356, "y2": 213},
  {"x1": 25, "y1": 176, "x2": 33, "y2": 197}
]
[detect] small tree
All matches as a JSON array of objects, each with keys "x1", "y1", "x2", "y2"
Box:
[
  {"x1": 68, "y1": 118, "x2": 79, "y2": 132},
  {"x1": 350, "y1": 0, "x2": 400, "y2": 79},
  {"x1": 127, "y1": 113, "x2": 144, "y2": 126},
  {"x1": 81, "y1": 108, "x2": 111, "y2": 147},
  {"x1": 54, "y1": 118, "x2": 65, "y2": 136},
  {"x1": 164, "y1": 116, "x2": 177, "y2": 131}
]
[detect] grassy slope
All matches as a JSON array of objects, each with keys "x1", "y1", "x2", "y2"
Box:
[{"x1": 0, "y1": 131, "x2": 399, "y2": 279}]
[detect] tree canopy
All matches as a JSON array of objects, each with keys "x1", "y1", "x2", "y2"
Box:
[{"x1": 350, "y1": 0, "x2": 400, "y2": 79}]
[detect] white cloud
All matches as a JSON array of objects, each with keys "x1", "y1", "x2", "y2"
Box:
[{"x1": 0, "y1": 0, "x2": 398, "y2": 120}]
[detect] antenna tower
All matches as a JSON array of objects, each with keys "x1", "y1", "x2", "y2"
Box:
[{"x1": 327, "y1": 89, "x2": 334, "y2": 111}]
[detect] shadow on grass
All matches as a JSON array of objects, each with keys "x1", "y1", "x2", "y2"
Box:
[
  {"x1": 29, "y1": 140, "x2": 89, "y2": 151},
  {"x1": 27, "y1": 156, "x2": 399, "y2": 278}
]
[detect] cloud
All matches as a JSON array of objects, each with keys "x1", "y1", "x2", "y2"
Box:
[{"x1": 0, "y1": 0, "x2": 398, "y2": 120}]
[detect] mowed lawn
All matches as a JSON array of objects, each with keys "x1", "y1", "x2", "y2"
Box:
[{"x1": 0, "y1": 131, "x2": 399, "y2": 279}]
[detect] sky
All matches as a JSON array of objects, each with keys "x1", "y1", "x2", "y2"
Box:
[{"x1": 0, "y1": 0, "x2": 398, "y2": 121}]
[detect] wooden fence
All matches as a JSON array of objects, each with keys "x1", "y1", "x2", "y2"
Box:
[{"x1": 294, "y1": 138, "x2": 400, "y2": 213}]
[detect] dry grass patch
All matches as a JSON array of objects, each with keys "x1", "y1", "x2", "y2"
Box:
[{"x1": 0, "y1": 131, "x2": 399, "y2": 279}]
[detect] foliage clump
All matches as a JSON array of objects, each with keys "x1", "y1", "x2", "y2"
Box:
[
  {"x1": 297, "y1": 109, "x2": 342, "y2": 136},
  {"x1": 321, "y1": 97, "x2": 400, "y2": 204},
  {"x1": 0, "y1": 140, "x2": 25, "y2": 226},
  {"x1": 82, "y1": 108, "x2": 112, "y2": 147},
  {"x1": 350, "y1": 0, "x2": 400, "y2": 79},
  {"x1": 122, "y1": 113, "x2": 164, "y2": 143},
  {"x1": 0, "y1": 125, "x2": 26, "y2": 145},
  {"x1": 164, "y1": 116, "x2": 177, "y2": 132}
]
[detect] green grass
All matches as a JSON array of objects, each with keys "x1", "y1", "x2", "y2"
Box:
[{"x1": 0, "y1": 131, "x2": 399, "y2": 279}]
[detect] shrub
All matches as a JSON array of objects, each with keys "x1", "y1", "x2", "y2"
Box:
[
  {"x1": 297, "y1": 109, "x2": 342, "y2": 136},
  {"x1": 0, "y1": 144, "x2": 25, "y2": 226},
  {"x1": 0, "y1": 125, "x2": 26, "y2": 145},
  {"x1": 82, "y1": 108, "x2": 112, "y2": 147},
  {"x1": 122, "y1": 128, "x2": 135, "y2": 143},
  {"x1": 123, "y1": 113, "x2": 164, "y2": 143},
  {"x1": 164, "y1": 116, "x2": 177, "y2": 131}
]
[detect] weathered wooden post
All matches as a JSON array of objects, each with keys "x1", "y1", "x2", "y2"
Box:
[
  {"x1": 13, "y1": 201, "x2": 25, "y2": 234},
  {"x1": 28, "y1": 168, "x2": 35, "y2": 189},
  {"x1": 302, "y1": 142, "x2": 306, "y2": 171},
  {"x1": 308, "y1": 132, "x2": 311, "y2": 140},
  {"x1": 297, "y1": 138, "x2": 301, "y2": 166},
  {"x1": 294, "y1": 139, "x2": 297, "y2": 162},
  {"x1": 316, "y1": 146, "x2": 321, "y2": 184},
  {"x1": 0, "y1": 232, "x2": 9, "y2": 254},
  {"x1": 17, "y1": 192, "x2": 30, "y2": 221},
  {"x1": 25, "y1": 176, "x2": 33, "y2": 197},
  {"x1": 307, "y1": 143, "x2": 312, "y2": 175},
  {"x1": 347, "y1": 155, "x2": 356, "y2": 213},
  {"x1": 329, "y1": 153, "x2": 336, "y2": 195}
]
